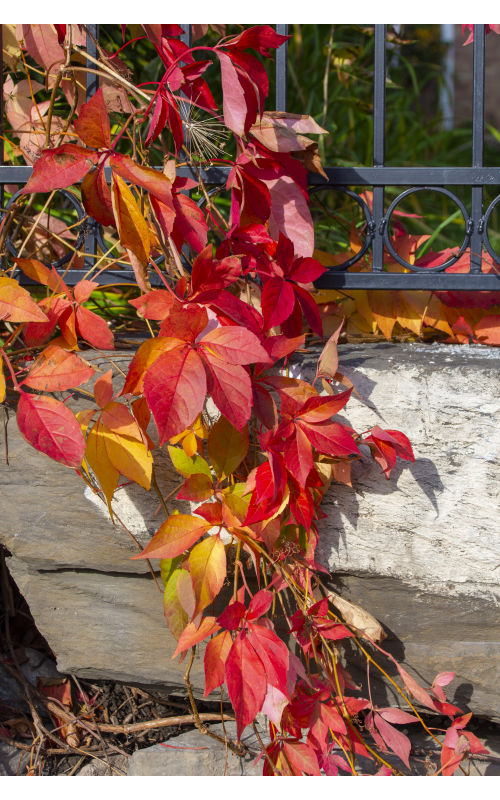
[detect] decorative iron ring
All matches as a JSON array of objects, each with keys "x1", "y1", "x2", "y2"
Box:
[
  {"x1": 384, "y1": 186, "x2": 471, "y2": 272},
  {"x1": 3, "y1": 188, "x2": 86, "y2": 269},
  {"x1": 308, "y1": 186, "x2": 374, "y2": 270},
  {"x1": 481, "y1": 193, "x2": 500, "y2": 266}
]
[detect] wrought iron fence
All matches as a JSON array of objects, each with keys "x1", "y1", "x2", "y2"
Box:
[{"x1": 1, "y1": 23, "x2": 499, "y2": 291}]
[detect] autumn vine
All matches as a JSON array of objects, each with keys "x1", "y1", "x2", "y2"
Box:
[{"x1": 0, "y1": 24, "x2": 490, "y2": 776}]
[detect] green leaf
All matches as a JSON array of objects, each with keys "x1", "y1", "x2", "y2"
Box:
[
  {"x1": 160, "y1": 556, "x2": 183, "y2": 588},
  {"x1": 168, "y1": 445, "x2": 212, "y2": 479},
  {"x1": 208, "y1": 416, "x2": 249, "y2": 478},
  {"x1": 163, "y1": 569, "x2": 189, "y2": 639}
]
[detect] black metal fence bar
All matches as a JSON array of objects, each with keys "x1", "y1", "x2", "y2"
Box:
[
  {"x1": 371, "y1": 24, "x2": 386, "y2": 273},
  {"x1": 83, "y1": 24, "x2": 99, "y2": 272},
  {"x1": 470, "y1": 24, "x2": 485, "y2": 273},
  {"x1": 275, "y1": 24, "x2": 288, "y2": 111},
  {"x1": 0, "y1": 23, "x2": 499, "y2": 292}
]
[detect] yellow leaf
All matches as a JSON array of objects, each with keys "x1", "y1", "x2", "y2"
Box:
[
  {"x1": 368, "y1": 291, "x2": 396, "y2": 340},
  {"x1": 182, "y1": 431, "x2": 197, "y2": 457},
  {"x1": 100, "y1": 422, "x2": 152, "y2": 491},
  {"x1": 395, "y1": 294, "x2": 423, "y2": 336},
  {"x1": 188, "y1": 536, "x2": 226, "y2": 617},
  {"x1": 85, "y1": 420, "x2": 119, "y2": 509},
  {"x1": 111, "y1": 174, "x2": 150, "y2": 266}
]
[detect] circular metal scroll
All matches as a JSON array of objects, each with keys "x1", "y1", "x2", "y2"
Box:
[
  {"x1": 308, "y1": 186, "x2": 374, "y2": 270},
  {"x1": 384, "y1": 186, "x2": 471, "y2": 272},
  {"x1": 3, "y1": 189, "x2": 86, "y2": 268},
  {"x1": 481, "y1": 194, "x2": 500, "y2": 266}
]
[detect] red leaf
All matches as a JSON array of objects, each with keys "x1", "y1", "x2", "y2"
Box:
[
  {"x1": 22, "y1": 345, "x2": 94, "y2": 392},
  {"x1": 223, "y1": 26, "x2": 289, "y2": 56},
  {"x1": 217, "y1": 602, "x2": 247, "y2": 631},
  {"x1": 298, "y1": 389, "x2": 352, "y2": 423},
  {"x1": 171, "y1": 192, "x2": 208, "y2": 254},
  {"x1": 204, "y1": 630, "x2": 233, "y2": 697},
  {"x1": 74, "y1": 87, "x2": 111, "y2": 149},
  {"x1": 110, "y1": 153, "x2": 174, "y2": 207},
  {"x1": 75, "y1": 305, "x2": 114, "y2": 350},
  {"x1": 266, "y1": 175, "x2": 314, "y2": 257},
  {"x1": 204, "y1": 357, "x2": 252, "y2": 431},
  {"x1": 297, "y1": 420, "x2": 360, "y2": 458},
  {"x1": 396, "y1": 665, "x2": 437, "y2": 711},
  {"x1": 433, "y1": 671, "x2": 455, "y2": 687},
  {"x1": 294, "y1": 284, "x2": 323, "y2": 337},
  {"x1": 225, "y1": 634, "x2": 267, "y2": 738},
  {"x1": 247, "y1": 625, "x2": 289, "y2": 696},
  {"x1": 199, "y1": 325, "x2": 270, "y2": 365},
  {"x1": 247, "y1": 590, "x2": 273, "y2": 621},
  {"x1": 143, "y1": 346, "x2": 206, "y2": 444},
  {"x1": 261, "y1": 277, "x2": 296, "y2": 330},
  {"x1": 145, "y1": 93, "x2": 168, "y2": 147},
  {"x1": 81, "y1": 166, "x2": 114, "y2": 227},
  {"x1": 21, "y1": 144, "x2": 97, "y2": 194},
  {"x1": 378, "y1": 707, "x2": 419, "y2": 725},
  {"x1": 374, "y1": 714, "x2": 412, "y2": 768},
  {"x1": 17, "y1": 392, "x2": 85, "y2": 468},
  {"x1": 218, "y1": 51, "x2": 249, "y2": 137},
  {"x1": 283, "y1": 424, "x2": 313, "y2": 486},
  {"x1": 282, "y1": 741, "x2": 321, "y2": 776}
]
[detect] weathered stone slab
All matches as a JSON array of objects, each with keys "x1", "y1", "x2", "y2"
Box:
[
  {"x1": 127, "y1": 722, "x2": 266, "y2": 776},
  {"x1": 6, "y1": 557, "x2": 207, "y2": 693},
  {"x1": 1, "y1": 343, "x2": 499, "y2": 719},
  {"x1": 301, "y1": 343, "x2": 500, "y2": 603}
]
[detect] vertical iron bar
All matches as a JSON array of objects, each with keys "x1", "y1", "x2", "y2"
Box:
[
  {"x1": 181, "y1": 25, "x2": 192, "y2": 47},
  {"x1": 275, "y1": 25, "x2": 288, "y2": 111},
  {"x1": 84, "y1": 25, "x2": 99, "y2": 272},
  {"x1": 372, "y1": 24, "x2": 386, "y2": 271},
  {"x1": 470, "y1": 24, "x2": 485, "y2": 273},
  {"x1": 0, "y1": 27, "x2": 4, "y2": 225}
]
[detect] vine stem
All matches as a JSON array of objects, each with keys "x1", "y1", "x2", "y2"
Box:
[{"x1": 183, "y1": 647, "x2": 245, "y2": 757}]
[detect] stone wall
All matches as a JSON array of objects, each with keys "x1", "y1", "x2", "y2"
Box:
[{"x1": 1, "y1": 343, "x2": 499, "y2": 718}]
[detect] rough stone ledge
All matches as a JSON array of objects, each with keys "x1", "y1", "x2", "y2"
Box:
[{"x1": 1, "y1": 342, "x2": 499, "y2": 720}]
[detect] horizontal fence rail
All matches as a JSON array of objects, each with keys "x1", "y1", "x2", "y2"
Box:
[{"x1": 0, "y1": 24, "x2": 499, "y2": 291}]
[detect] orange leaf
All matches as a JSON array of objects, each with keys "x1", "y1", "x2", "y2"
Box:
[
  {"x1": 122, "y1": 337, "x2": 184, "y2": 396},
  {"x1": 74, "y1": 87, "x2": 111, "y2": 149},
  {"x1": 0, "y1": 277, "x2": 48, "y2": 322},
  {"x1": 14, "y1": 257, "x2": 69, "y2": 294},
  {"x1": 474, "y1": 315, "x2": 500, "y2": 345},
  {"x1": 188, "y1": 535, "x2": 227, "y2": 617},
  {"x1": 172, "y1": 616, "x2": 221, "y2": 658},
  {"x1": 94, "y1": 369, "x2": 114, "y2": 409},
  {"x1": 110, "y1": 153, "x2": 174, "y2": 207},
  {"x1": 131, "y1": 514, "x2": 211, "y2": 561},
  {"x1": 368, "y1": 291, "x2": 396, "y2": 340},
  {"x1": 22, "y1": 345, "x2": 95, "y2": 392}
]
